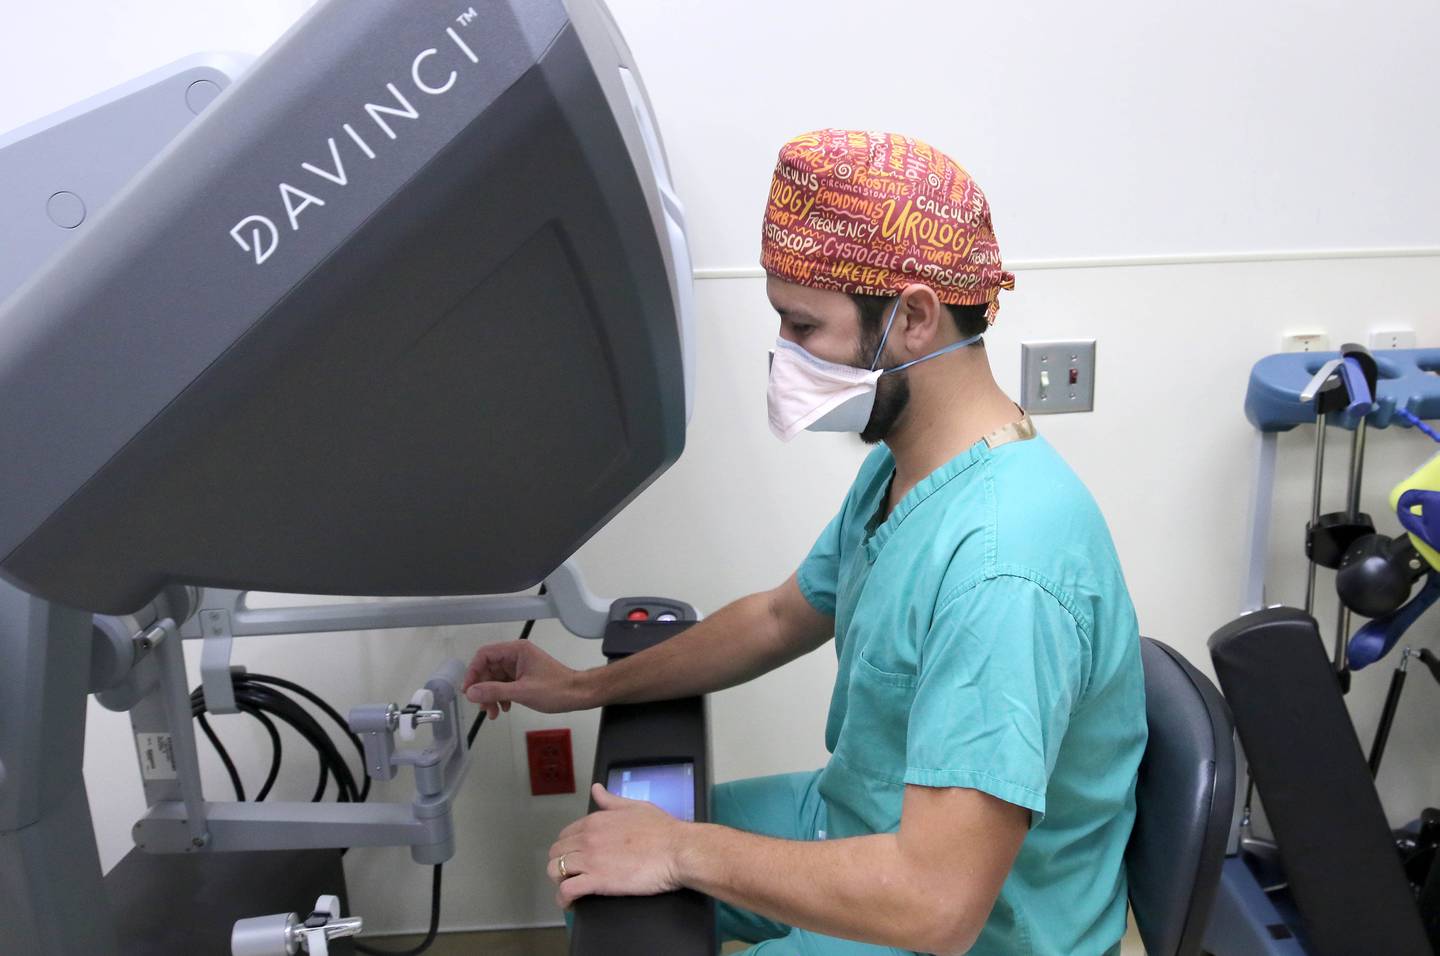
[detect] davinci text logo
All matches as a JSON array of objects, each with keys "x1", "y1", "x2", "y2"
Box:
[{"x1": 228, "y1": 7, "x2": 483, "y2": 266}]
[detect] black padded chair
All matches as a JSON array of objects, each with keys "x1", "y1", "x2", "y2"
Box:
[{"x1": 1125, "y1": 638, "x2": 1237, "y2": 956}]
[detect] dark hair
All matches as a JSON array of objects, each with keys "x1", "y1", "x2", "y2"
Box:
[{"x1": 848, "y1": 292, "x2": 989, "y2": 342}]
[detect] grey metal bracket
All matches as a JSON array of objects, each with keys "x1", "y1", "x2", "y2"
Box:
[
  {"x1": 199, "y1": 608, "x2": 238, "y2": 715},
  {"x1": 349, "y1": 659, "x2": 466, "y2": 791},
  {"x1": 152, "y1": 617, "x2": 211, "y2": 848},
  {"x1": 92, "y1": 585, "x2": 201, "y2": 710},
  {"x1": 1299, "y1": 358, "x2": 1344, "y2": 404},
  {"x1": 546, "y1": 560, "x2": 610, "y2": 637}
]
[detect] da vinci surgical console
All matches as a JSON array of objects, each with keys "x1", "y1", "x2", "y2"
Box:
[{"x1": 0, "y1": 1, "x2": 709, "y2": 952}]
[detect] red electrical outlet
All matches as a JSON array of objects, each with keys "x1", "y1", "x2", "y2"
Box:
[{"x1": 526, "y1": 728, "x2": 575, "y2": 796}]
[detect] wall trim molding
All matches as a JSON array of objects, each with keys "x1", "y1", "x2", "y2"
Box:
[{"x1": 693, "y1": 247, "x2": 1440, "y2": 281}]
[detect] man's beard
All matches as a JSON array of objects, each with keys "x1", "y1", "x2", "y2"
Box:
[{"x1": 856, "y1": 330, "x2": 911, "y2": 445}]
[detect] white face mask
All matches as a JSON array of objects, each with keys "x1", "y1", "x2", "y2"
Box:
[{"x1": 766, "y1": 297, "x2": 983, "y2": 442}]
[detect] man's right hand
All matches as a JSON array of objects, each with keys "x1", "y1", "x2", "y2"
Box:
[{"x1": 462, "y1": 641, "x2": 592, "y2": 720}]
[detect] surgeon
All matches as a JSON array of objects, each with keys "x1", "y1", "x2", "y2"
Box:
[{"x1": 463, "y1": 129, "x2": 1147, "y2": 956}]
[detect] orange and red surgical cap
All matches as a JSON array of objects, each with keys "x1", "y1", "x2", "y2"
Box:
[{"x1": 760, "y1": 129, "x2": 1014, "y2": 323}]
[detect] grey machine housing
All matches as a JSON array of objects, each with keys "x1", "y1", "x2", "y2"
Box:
[{"x1": 0, "y1": 0, "x2": 696, "y2": 616}]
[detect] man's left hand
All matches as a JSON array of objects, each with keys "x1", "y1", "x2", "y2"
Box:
[{"x1": 547, "y1": 783, "x2": 687, "y2": 908}]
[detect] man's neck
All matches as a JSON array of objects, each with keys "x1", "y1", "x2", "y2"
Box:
[{"x1": 883, "y1": 352, "x2": 1021, "y2": 503}]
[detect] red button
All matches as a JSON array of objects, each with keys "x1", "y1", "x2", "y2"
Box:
[{"x1": 626, "y1": 609, "x2": 650, "y2": 621}]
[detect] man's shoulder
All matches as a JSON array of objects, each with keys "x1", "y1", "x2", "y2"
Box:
[
  {"x1": 973, "y1": 437, "x2": 1129, "y2": 608},
  {"x1": 983, "y1": 437, "x2": 1109, "y2": 535},
  {"x1": 988, "y1": 434, "x2": 1091, "y2": 494}
]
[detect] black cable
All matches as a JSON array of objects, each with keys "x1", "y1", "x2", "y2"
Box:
[
  {"x1": 193, "y1": 680, "x2": 363, "y2": 804},
  {"x1": 1419, "y1": 648, "x2": 1440, "y2": 686},
  {"x1": 189, "y1": 663, "x2": 452, "y2": 953},
  {"x1": 464, "y1": 710, "x2": 486, "y2": 748},
  {"x1": 196, "y1": 713, "x2": 246, "y2": 802},
  {"x1": 245, "y1": 673, "x2": 372, "y2": 802},
  {"x1": 233, "y1": 682, "x2": 362, "y2": 802},
  {"x1": 237, "y1": 684, "x2": 359, "y2": 802},
  {"x1": 238, "y1": 703, "x2": 283, "y2": 801},
  {"x1": 223, "y1": 686, "x2": 328, "y2": 798},
  {"x1": 354, "y1": 865, "x2": 443, "y2": 956},
  {"x1": 467, "y1": 584, "x2": 546, "y2": 749},
  {"x1": 191, "y1": 693, "x2": 252, "y2": 803},
  {"x1": 313, "y1": 757, "x2": 329, "y2": 801}
]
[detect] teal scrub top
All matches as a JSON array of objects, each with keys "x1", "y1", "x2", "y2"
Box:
[{"x1": 797, "y1": 430, "x2": 1147, "y2": 956}]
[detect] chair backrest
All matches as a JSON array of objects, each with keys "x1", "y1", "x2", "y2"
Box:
[
  {"x1": 1126, "y1": 638, "x2": 1237, "y2": 956},
  {"x1": 1208, "y1": 607, "x2": 1432, "y2": 955}
]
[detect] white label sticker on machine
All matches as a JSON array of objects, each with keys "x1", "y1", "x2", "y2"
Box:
[{"x1": 135, "y1": 732, "x2": 178, "y2": 780}]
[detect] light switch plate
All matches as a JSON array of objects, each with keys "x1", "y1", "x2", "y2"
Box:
[
  {"x1": 1282, "y1": 331, "x2": 1331, "y2": 353},
  {"x1": 1021, "y1": 340, "x2": 1095, "y2": 414},
  {"x1": 1369, "y1": 328, "x2": 1417, "y2": 350}
]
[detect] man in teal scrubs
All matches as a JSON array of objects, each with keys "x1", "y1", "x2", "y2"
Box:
[{"x1": 463, "y1": 129, "x2": 1147, "y2": 955}]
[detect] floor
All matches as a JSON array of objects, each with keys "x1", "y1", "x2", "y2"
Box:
[{"x1": 366, "y1": 922, "x2": 1146, "y2": 953}]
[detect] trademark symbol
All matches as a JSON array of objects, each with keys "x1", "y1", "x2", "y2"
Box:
[{"x1": 456, "y1": 7, "x2": 478, "y2": 26}]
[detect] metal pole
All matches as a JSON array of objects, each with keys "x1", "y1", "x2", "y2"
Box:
[
  {"x1": 1242, "y1": 431, "x2": 1278, "y2": 613},
  {"x1": 1346, "y1": 417, "x2": 1369, "y2": 516},
  {"x1": 1334, "y1": 418, "x2": 1369, "y2": 672}
]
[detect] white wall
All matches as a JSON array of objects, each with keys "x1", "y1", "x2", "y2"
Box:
[
  {"x1": 3, "y1": 0, "x2": 1440, "y2": 939},
  {"x1": 605, "y1": 0, "x2": 1440, "y2": 265}
]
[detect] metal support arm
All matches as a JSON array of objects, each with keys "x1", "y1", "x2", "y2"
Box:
[
  {"x1": 135, "y1": 657, "x2": 473, "y2": 865},
  {"x1": 177, "y1": 558, "x2": 610, "y2": 643}
]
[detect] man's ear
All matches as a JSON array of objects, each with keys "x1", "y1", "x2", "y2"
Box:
[{"x1": 897, "y1": 283, "x2": 944, "y2": 351}]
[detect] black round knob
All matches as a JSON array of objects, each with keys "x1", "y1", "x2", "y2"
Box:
[{"x1": 1337, "y1": 534, "x2": 1420, "y2": 618}]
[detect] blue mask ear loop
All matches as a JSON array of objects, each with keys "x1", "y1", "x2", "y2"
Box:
[
  {"x1": 868, "y1": 294, "x2": 985, "y2": 375},
  {"x1": 867, "y1": 296, "x2": 904, "y2": 371},
  {"x1": 884, "y1": 331, "x2": 985, "y2": 374}
]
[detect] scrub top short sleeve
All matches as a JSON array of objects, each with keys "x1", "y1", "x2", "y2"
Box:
[
  {"x1": 903, "y1": 574, "x2": 1087, "y2": 826},
  {"x1": 797, "y1": 508, "x2": 843, "y2": 617}
]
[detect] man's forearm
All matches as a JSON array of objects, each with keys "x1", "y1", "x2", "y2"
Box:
[
  {"x1": 577, "y1": 591, "x2": 803, "y2": 706},
  {"x1": 672, "y1": 824, "x2": 978, "y2": 956}
]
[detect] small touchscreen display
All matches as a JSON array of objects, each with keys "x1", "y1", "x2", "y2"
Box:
[{"x1": 606, "y1": 762, "x2": 695, "y2": 821}]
